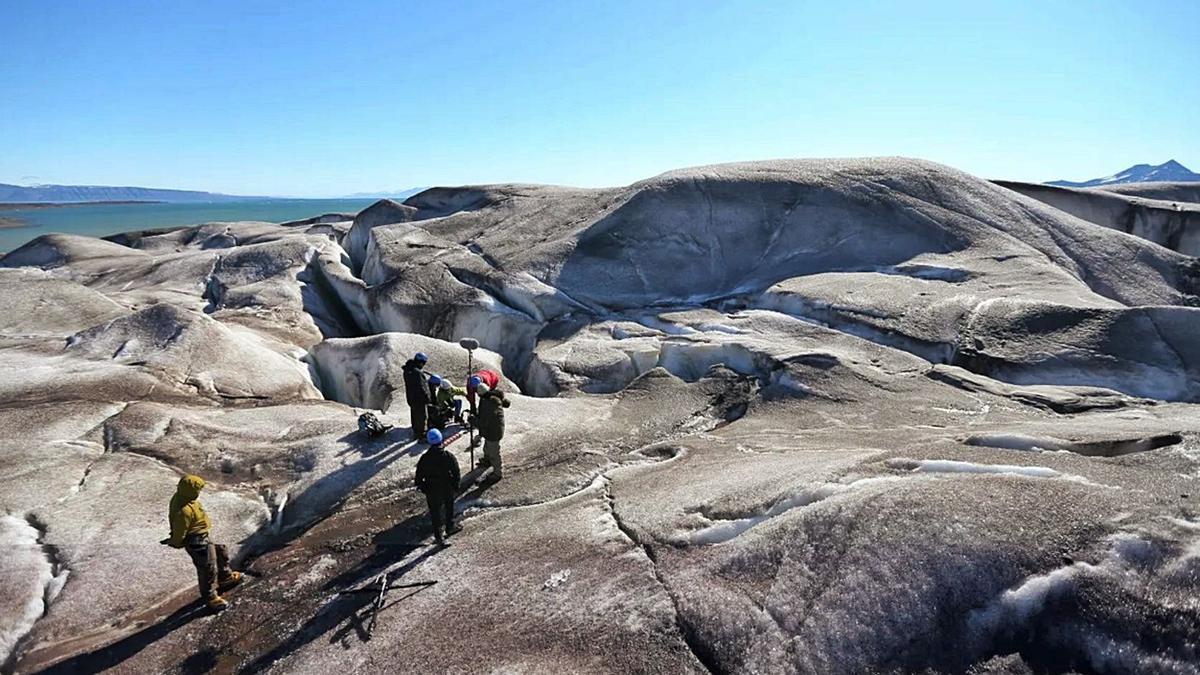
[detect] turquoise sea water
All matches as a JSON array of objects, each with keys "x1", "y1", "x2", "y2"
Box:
[{"x1": 0, "y1": 198, "x2": 377, "y2": 252}]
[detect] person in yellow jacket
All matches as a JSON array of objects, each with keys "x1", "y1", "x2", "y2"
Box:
[
  {"x1": 428, "y1": 375, "x2": 467, "y2": 430},
  {"x1": 161, "y1": 475, "x2": 243, "y2": 611}
]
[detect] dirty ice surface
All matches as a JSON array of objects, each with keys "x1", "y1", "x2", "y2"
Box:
[{"x1": 2, "y1": 158, "x2": 1199, "y2": 674}]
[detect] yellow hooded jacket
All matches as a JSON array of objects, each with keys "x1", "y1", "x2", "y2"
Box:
[{"x1": 168, "y1": 475, "x2": 211, "y2": 548}]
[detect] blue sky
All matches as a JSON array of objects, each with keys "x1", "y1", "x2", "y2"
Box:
[{"x1": 2, "y1": 0, "x2": 1197, "y2": 196}]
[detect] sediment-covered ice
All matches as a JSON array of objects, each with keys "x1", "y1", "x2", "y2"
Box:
[
  {"x1": 3, "y1": 157, "x2": 1200, "y2": 672},
  {"x1": 307, "y1": 332, "x2": 513, "y2": 410},
  {"x1": 997, "y1": 180, "x2": 1200, "y2": 256}
]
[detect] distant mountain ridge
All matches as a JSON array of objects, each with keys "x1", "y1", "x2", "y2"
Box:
[
  {"x1": 1049, "y1": 160, "x2": 1200, "y2": 188},
  {"x1": 342, "y1": 188, "x2": 426, "y2": 199},
  {"x1": 0, "y1": 183, "x2": 264, "y2": 203}
]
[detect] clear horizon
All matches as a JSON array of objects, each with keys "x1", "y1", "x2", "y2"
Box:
[{"x1": 2, "y1": 0, "x2": 1197, "y2": 197}]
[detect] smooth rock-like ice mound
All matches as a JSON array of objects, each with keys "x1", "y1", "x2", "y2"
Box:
[
  {"x1": 997, "y1": 179, "x2": 1200, "y2": 256},
  {"x1": 307, "y1": 332, "x2": 515, "y2": 410},
  {"x1": 2, "y1": 158, "x2": 1199, "y2": 674}
]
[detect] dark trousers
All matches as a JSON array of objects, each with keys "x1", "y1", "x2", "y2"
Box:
[
  {"x1": 410, "y1": 403, "x2": 427, "y2": 439},
  {"x1": 429, "y1": 404, "x2": 457, "y2": 433},
  {"x1": 185, "y1": 534, "x2": 233, "y2": 600},
  {"x1": 425, "y1": 491, "x2": 455, "y2": 538}
]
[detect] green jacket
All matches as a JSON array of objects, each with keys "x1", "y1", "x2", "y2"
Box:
[
  {"x1": 434, "y1": 384, "x2": 466, "y2": 409},
  {"x1": 168, "y1": 475, "x2": 211, "y2": 548}
]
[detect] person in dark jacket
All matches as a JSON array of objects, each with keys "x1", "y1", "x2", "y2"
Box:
[
  {"x1": 474, "y1": 383, "x2": 511, "y2": 480},
  {"x1": 402, "y1": 352, "x2": 430, "y2": 441},
  {"x1": 414, "y1": 428, "x2": 461, "y2": 546},
  {"x1": 466, "y1": 370, "x2": 502, "y2": 416}
]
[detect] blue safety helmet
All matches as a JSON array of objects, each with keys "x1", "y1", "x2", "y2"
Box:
[
  {"x1": 468, "y1": 375, "x2": 482, "y2": 388},
  {"x1": 414, "y1": 352, "x2": 428, "y2": 363},
  {"x1": 426, "y1": 428, "x2": 443, "y2": 445},
  {"x1": 429, "y1": 375, "x2": 443, "y2": 387}
]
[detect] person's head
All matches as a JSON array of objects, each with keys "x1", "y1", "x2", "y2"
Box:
[
  {"x1": 475, "y1": 383, "x2": 490, "y2": 397},
  {"x1": 176, "y1": 475, "x2": 205, "y2": 501},
  {"x1": 414, "y1": 352, "x2": 428, "y2": 365},
  {"x1": 468, "y1": 375, "x2": 482, "y2": 390},
  {"x1": 429, "y1": 374, "x2": 442, "y2": 388},
  {"x1": 439, "y1": 379, "x2": 452, "y2": 391},
  {"x1": 426, "y1": 428, "x2": 443, "y2": 446}
]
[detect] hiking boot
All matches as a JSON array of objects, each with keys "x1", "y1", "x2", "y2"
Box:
[
  {"x1": 445, "y1": 524, "x2": 462, "y2": 537},
  {"x1": 218, "y1": 571, "x2": 243, "y2": 590},
  {"x1": 207, "y1": 596, "x2": 229, "y2": 612}
]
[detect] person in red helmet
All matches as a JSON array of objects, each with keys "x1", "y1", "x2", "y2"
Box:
[{"x1": 465, "y1": 369, "x2": 501, "y2": 416}]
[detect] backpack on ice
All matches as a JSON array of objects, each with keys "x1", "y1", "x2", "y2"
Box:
[{"x1": 358, "y1": 412, "x2": 390, "y2": 438}]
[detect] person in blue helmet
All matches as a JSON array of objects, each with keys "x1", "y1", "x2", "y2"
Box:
[
  {"x1": 414, "y1": 428, "x2": 461, "y2": 546},
  {"x1": 428, "y1": 374, "x2": 467, "y2": 429},
  {"x1": 402, "y1": 352, "x2": 430, "y2": 441}
]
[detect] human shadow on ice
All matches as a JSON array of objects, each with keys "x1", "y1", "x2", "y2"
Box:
[
  {"x1": 37, "y1": 598, "x2": 211, "y2": 674},
  {"x1": 239, "y1": 513, "x2": 443, "y2": 674},
  {"x1": 240, "y1": 427, "x2": 417, "y2": 559}
]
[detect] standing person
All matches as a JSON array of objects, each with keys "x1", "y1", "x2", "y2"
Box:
[
  {"x1": 474, "y1": 383, "x2": 511, "y2": 480},
  {"x1": 414, "y1": 429, "x2": 461, "y2": 546},
  {"x1": 402, "y1": 352, "x2": 431, "y2": 441},
  {"x1": 465, "y1": 369, "x2": 501, "y2": 416},
  {"x1": 161, "y1": 475, "x2": 243, "y2": 611}
]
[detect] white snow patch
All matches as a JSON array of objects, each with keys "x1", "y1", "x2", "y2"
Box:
[
  {"x1": 297, "y1": 555, "x2": 339, "y2": 587},
  {"x1": 696, "y1": 322, "x2": 746, "y2": 335},
  {"x1": 962, "y1": 433, "x2": 1067, "y2": 452},
  {"x1": 930, "y1": 405, "x2": 990, "y2": 416},
  {"x1": 636, "y1": 316, "x2": 699, "y2": 336},
  {"x1": 0, "y1": 515, "x2": 68, "y2": 663},
  {"x1": 887, "y1": 458, "x2": 1060, "y2": 478},
  {"x1": 887, "y1": 458, "x2": 1116, "y2": 489},
  {"x1": 272, "y1": 491, "x2": 289, "y2": 533},
  {"x1": 968, "y1": 536, "x2": 1136, "y2": 637},
  {"x1": 877, "y1": 263, "x2": 971, "y2": 282},
  {"x1": 1165, "y1": 516, "x2": 1200, "y2": 532},
  {"x1": 1078, "y1": 633, "x2": 1192, "y2": 675},
  {"x1": 684, "y1": 476, "x2": 904, "y2": 545},
  {"x1": 460, "y1": 473, "x2": 610, "y2": 515},
  {"x1": 966, "y1": 530, "x2": 1200, "y2": 673},
  {"x1": 542, "y1": 569, "x2": 571, "y2": 590},
  {"x1": 968, "y1": 560, "x2": 1092, "y2": 637},
  {"x1": 655, "y1": 338, "x2": 772, "y2": 383},
  {"x1": 773, "y1": 372, "x2": 823, "y2": 396}
]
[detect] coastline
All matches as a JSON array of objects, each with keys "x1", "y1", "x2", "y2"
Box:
[
  {"x1": 0, "y1": 200, "x2": 165, "y2": 210},
  {"x1": 0, "y1": 197, "x2": 374, "y2": 253}
]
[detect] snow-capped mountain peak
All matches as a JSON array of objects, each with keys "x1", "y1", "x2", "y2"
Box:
[{"x1": 1049, "y1": 160, "x2": 1200, "y2": 187}]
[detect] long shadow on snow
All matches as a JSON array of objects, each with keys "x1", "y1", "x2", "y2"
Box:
[
  {"x1": 237, "y1": 460, "x2": 496, "y2": 673},
  {"x1": 33, "y1": 428, "x2": 421, "y2": 673},
  {"x1": 35, "y1": 601, "x2": 211, "y2": 674},
  {"x1": 238, "y1": 425, "x2": 423, "y2": 559},
  {"x1": 238, "y1": 515, "x2": 446, "y2": 673},
  {"x1": 320, "y1": 460, "x2": 492, "y2": 594}
]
